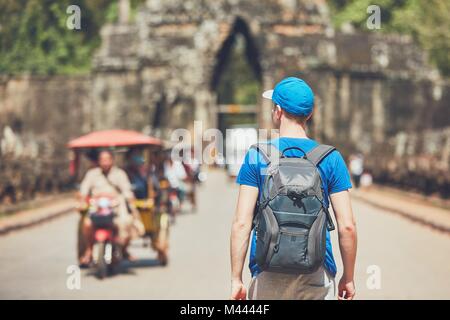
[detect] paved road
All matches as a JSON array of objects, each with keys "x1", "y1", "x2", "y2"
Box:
[{"x1": 0, "y1": 169, "x2": 449, "y2": 299}]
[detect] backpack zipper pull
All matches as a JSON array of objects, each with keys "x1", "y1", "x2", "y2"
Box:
[{"x1": 273, "y1": 234, "x2": 282, "y2": 253}]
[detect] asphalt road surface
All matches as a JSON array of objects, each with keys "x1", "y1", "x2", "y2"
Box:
[{"x1": 0, "y1": 170, "x2": 449, "y2": 299}]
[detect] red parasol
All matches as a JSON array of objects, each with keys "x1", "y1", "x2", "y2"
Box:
[{"x1": 67, "y1": 130, "x2": 162, "y2": 149}]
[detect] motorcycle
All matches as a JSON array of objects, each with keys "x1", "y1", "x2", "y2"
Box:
[
  {"x1": 88, "y1": 195, "x2": 121, "y2": 279},
  {"x1": 159, "y1": 178, "x2": 180, "y2": 224}
]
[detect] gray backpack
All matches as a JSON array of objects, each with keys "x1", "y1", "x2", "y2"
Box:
[{"x1": 251, "y1": 143, "x2": 336, "y2": 274}]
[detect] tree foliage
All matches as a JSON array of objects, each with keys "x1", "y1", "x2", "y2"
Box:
[
  {"x1": 327, "y1": 0, "x2": 450, "y2": 76},
  {"x1": 0, "y1": 0, "x2": 142, "y2": 75},
  {"x1": 1, "y1": 1, "x2": 448, "y2": 76}
]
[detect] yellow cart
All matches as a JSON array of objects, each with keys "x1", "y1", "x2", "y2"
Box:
[{"x1": 135, "y1": 191, "x2": 170, "y2": 266}]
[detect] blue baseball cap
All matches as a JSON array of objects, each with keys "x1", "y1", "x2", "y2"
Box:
[{"x1": 262, "y1": 77, "x2": 315, "y2": 116}]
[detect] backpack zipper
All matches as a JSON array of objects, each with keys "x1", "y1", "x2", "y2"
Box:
[{"x1": 279, "y1": 228, "x2": 308, "y2": 236}]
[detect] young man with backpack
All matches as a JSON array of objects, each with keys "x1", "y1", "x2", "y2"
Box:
[{"x1": 230, "y1": 77, "x2": 357, "y2": 300}]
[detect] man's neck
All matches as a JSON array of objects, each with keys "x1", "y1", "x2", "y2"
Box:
[
  {"x1": 102, "y1": 168, "x2": 112, "y2": 175},
  {"x1": 279, "y1": 120, "x2": 309, "y2": 139}
]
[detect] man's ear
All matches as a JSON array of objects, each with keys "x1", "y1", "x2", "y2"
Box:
[{"x1": 276, "y1": 105, "x2": 283, "y2": 120}]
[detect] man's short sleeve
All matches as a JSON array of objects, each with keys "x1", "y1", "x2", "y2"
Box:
[
  {"x1": 327, "y1": 151, "x2": 352, "y2": 194},
  {"x1": 236, "y1": 149, "x2": 260, "y2": 188}
]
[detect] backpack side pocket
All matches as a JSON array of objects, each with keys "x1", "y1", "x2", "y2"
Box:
[
  {"x1": 306, "y1": 208, "x2": 327, "y2": 271},
  {"x1": 255, "y1": 206, "x2": 279, "y2": 270}
]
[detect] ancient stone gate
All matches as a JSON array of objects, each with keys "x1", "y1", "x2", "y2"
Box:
[
  {"x1": 93, "y1": 0, "x2": 343, "y2": 134},
  {"x1": 92, "y1": 0, "x2": 447, "y2": 149}
]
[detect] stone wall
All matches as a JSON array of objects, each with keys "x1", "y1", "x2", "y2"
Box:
[
  {"x1": 308, "y1": 71, "x2": 450, "y2": 197},
  {"x1": 0, "y1": 75, "x2": 91, "y2": 203}
]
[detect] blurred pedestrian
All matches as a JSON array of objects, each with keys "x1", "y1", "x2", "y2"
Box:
[
  {"x1": 349, "y1": 153, "x2": 364, "y2": 188},
  {"x1": 360, "y1": 171, "x2": 373, "y2": 189}
]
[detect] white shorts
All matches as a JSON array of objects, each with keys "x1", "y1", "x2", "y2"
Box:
[{"x1": 247, "y1": 267, "x2": 336, "y2": 300}]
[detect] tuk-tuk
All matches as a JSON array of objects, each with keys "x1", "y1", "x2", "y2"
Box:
[{"x1": 67, "y1": 129, "x2": 170, "y2": 268}]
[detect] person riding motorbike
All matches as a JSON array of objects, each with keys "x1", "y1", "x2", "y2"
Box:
[
  {"x1": 181, "y1": 148, "x2": 201, "y2": 212},
  {"x1": 163, "y1": 151, "x2": 188, "y2": 219},
  {"x1": 78, "y1": 150, "x2": 144, "y2": 267}
]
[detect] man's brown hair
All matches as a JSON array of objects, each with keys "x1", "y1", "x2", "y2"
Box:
[{"x1": 281, "y1": 109, "x2": 310, "y2": 125}]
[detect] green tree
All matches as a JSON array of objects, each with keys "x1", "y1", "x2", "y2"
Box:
[
  {"x1": 0, "y1": 0, "x2": 144, "y2": 75},
  {"x1": 327, "y1": 0, "x2": 450, "y2": 76}
]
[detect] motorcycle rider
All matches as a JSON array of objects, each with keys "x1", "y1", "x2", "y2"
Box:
[
  {"x1": 181, "y1": 148, "x2": 201, "y2": 212},
  {"x1": 163, "y1": 151, "x2": 188, "y2": 219},
  {"x1": 78, "y1": 150, "x2": 144, "y2": 266}
]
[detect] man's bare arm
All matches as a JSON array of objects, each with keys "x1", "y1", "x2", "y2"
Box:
[
  {"x1": 230, "y1": 185, "x2": 258, "y2": 299},
  {"x1": 330, "y1": 190, "x2": 357, "y2": 300},
  {"x1": 77, "y1": 171, "x2": 93, "y2": 209}
]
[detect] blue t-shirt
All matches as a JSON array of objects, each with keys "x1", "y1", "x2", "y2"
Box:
[{"x1": 236, "y1": 137, "x2": 352, "y2": 278}]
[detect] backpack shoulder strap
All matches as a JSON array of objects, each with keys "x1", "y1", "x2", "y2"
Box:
[
  {"x1": 306, "y1": 144, "x2": 336, "y2": 166},
  {"x1": 249, "y1": 143, "x2": 281, "y2": 165},
  {"x1": 249, "y1": 143, "x2": 281, "y2": 229}
]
